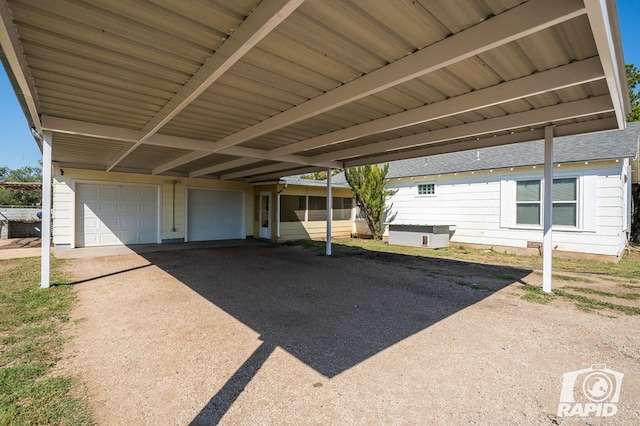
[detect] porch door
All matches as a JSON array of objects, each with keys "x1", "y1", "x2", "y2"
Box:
[{"x1": 259, "y1": 192, "x2": 271, "y2": 239}]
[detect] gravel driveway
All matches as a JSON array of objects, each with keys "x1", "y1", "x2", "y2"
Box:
[{"x1": 57, "y1": 243, "x2": 639, "y2": 425}]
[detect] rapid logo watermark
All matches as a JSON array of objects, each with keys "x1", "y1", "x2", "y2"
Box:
[{"x1": 557, "y1": 364, "x2": 623, "y2": 417}]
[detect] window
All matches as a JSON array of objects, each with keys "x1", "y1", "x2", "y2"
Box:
[
  {"x1": 333, "y1": 197, "x2": 353, "y2": 220},
  {"x1": 417, "y1": 183, "x2": 435, "y2": 196},
  {"x1": 515, "y1": 178, "x2": 577, "y2": 227},
  {"x1": 280, "y1": 195, "x2": 306, "y2": 222},
  {"x1": 308, "y1": 196, "x2": 327, "y2": 221},
  {"x1": 553, "y1": 178, "x2": 577, "y2": 226},
  {"x1": 516, "y1": 180, "x2": 541, "y2": 225}
]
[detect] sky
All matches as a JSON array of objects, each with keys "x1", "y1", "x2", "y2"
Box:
[{"x1": 0, "y1": 1, "x2": 639, "y2": 171}]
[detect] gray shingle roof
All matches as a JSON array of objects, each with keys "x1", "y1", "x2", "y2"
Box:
[{"x1": 382, "y1": 123, "x2": 639, "y2": 178}]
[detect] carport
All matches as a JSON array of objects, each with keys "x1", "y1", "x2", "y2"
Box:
[{"x1": 0, "y1": 0, "x2": 629, "y2": 289}]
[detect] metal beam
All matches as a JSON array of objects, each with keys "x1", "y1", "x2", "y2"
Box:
[
  {"x1": 312, "y1": 96, "x2": 613, "y2": 163},
  {"x1": 344, "y1": 118, "x2": 619, "y2": 167},
  {"x1": 247, "y1": 166, "x2": 325, "y2": 183},
  {"x1": 221, "y1": 162, "x2": 302, "y2": 181},
  {"x1": 152, "y1": 151, "x2": 209, "y2": 175},
  {"x1": 106, "y1": 0, "x2": 305, "y2": 171},
  {"x1": 204, "y1": 0, "x2": 586, "y2": 153},
  {"x1": 266, "y1": 58, "x2": 604, "y2": 159},
  {"x1": 188, "y1": 158, "x2": 260, "y2": 178},
  {"x1": 41, "y1": 115, "x2": 141, "y2": 141}
]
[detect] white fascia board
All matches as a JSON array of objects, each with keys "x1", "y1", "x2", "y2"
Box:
[
  {"x1": 316, "y1": 96, "x2": 614, "y2": 163},
  {"x1": 205, "y1": 0, "x2": 586, "y2": 153},
  {"x1": 584, "y1": 0, "x2": 628, "y2": 128},
  {"x1": 0, "y1": 0, "x2": 41, "y2": 131}
]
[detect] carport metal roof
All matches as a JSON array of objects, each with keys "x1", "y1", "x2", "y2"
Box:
[{"x1": 0, "y1": 0, "x2": 630, "y2": 182}]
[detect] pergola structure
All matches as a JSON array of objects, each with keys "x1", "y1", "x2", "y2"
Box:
[{"x1": 0, "y1": 0, "x2": 629, "y2": 289}]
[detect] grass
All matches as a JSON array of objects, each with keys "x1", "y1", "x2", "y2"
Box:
[
  {"x1": 563, "y1": 286, "x2": 640, "y2": 301},
  {"x1": 0, "y1": 257, "x2": 92, "y2": 425},
  {"x1": 533, "y1": 271, "x2": 596, "y2": 283},
  {"x1": 553, "y1": 288, "x2": 640, "y2": 315},
  {"x1": 517, "y1": 284, "x2": 640, "y2": 315}
]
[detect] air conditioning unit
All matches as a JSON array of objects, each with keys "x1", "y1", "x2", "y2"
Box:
[{"x1": 388, "y1": 224, "x2": 451, "y2": 248}]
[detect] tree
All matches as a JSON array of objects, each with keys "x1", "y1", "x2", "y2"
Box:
[
  {"x1": 299, "y1": 170, "x2": 340, "y2": 181},
  {"x1": 344, "y1": 164, "x2": 397, "y2": 240},
  {"x1": 627, "y1": 64, "x2": 640, "y2": 122},
  {"x1": 0, "y1": 166, "x2": 42, "y2": 206}
]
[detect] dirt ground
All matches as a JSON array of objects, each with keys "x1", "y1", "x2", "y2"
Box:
[{"x1": 55, "y1": 243, "x2": 640, "y2": 425}]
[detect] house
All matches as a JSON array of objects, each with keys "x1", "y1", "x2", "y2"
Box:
[
  {"x1": 374, "y1": 123, "x2": 639, "y2": 258},
  {"x1": 52, "y1": 171, "x2": 353, "y2": 248},
  {"x1": 0, "y1": 1, "x2": 629, "y2": 288}
]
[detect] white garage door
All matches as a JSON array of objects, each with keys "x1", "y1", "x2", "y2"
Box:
[
  {"x1": 187, "y1": 189, "x2": 244, "y2": 242},
  {"x1": 76, "y1": 183, "x2": 158, "y2": 247}
]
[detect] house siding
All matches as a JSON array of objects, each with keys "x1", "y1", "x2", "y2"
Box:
[
  {"x1": 385, "y1": 160, "x2": 628, "y2": 256},
  {"x1": 53, "y1": 168, "x2": 253, "y2": 248}
]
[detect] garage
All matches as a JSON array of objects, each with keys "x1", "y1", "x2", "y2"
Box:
[
  {"x1": 187, "y1": 189, "x2": 244, "y2": 242},
  {"x1": 75, "y1": 183, "x2": 159, "y2": 247}
]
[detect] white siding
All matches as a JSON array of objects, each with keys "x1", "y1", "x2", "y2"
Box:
[{"x1": 386, "y1": 160, "x2": 628, "y2": 256}]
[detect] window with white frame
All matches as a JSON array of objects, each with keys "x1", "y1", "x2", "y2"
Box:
[
  {"x1": 417, "y1": 183, "x2": 435, "y2": 196},
  {"x1": 515, "y1": 178, "x2": 577, "y2": 226}
]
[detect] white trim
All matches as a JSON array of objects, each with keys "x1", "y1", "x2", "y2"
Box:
[
  {"x1": 259, "y1": 191, "x2": 272, "y2": 239},
  {"x1": 584, "y1": 0, "x2": 627, "y2": 128},
  {"x1": 416, "y1": 182, "x2": 437, "y2": 197}
]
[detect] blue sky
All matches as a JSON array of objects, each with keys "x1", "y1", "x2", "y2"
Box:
[{"x1": 0, "y1": 1, "x2": 639, "y2": 170}]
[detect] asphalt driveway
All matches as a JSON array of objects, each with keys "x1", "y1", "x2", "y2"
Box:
[{"x1": 56, "y1": 243, "x2": 640, "y2": 425}]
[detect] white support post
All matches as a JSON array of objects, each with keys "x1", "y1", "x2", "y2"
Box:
[
  {"x1": 326, "y1": 169, "x2": 332, "y2": 256},
  {"x1": 40, "y1": 131, "x2": 52, "y2": 289},
  {"x1": 542, "y1": 126, "x2": 554, "y2": 293}
]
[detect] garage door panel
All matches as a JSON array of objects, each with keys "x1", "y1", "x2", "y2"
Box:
[
  {"x1": 76, "y1": 183, "x2": 158, "y2": 247},
  {"x1": 187, "y1": 189, "x2": 244, "y2": 242},
  {"x1": 100, "y1": 186, "x2": 119, "y2": 198}
]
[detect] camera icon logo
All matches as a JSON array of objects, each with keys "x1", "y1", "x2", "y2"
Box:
[{"x1": 557, "y1": 364, "x2": 623, "y2": 417}]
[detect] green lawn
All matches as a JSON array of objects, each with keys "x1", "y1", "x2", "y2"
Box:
[{"x1": 0, "y1": 257, "x2": 91, "y2": 425}]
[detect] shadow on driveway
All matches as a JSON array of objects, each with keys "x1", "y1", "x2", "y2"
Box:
[{"x1": 131, "y1": 243, "x2": 531, "y2": 424}]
